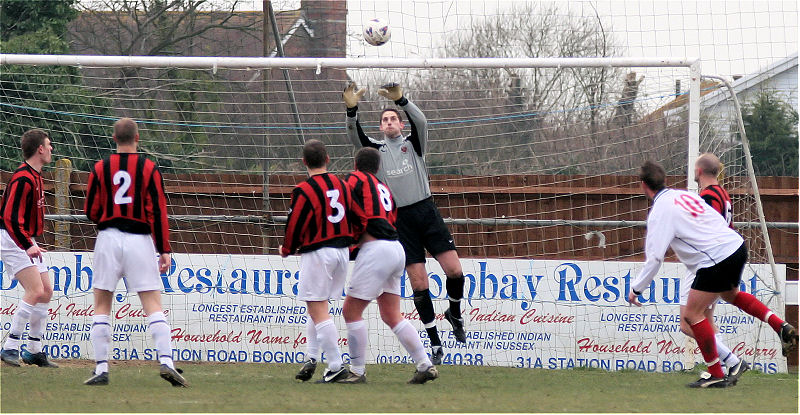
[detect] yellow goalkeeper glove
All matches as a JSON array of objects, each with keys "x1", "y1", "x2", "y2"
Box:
[
  {"x1": 377, "y1": 82, "x2": 403, "y2": 102},
  {"x1": 343, "y1": 82, "x2": 366, "y2": 109}
]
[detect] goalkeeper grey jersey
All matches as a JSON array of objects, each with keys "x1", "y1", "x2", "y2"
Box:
[{"x1": 346, "y1": 99, "x2": 430, "y2": 208}]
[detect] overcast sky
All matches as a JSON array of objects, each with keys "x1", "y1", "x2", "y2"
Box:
[
  {"x1": 77, "y1": 1, "x2": 797, "y2": 82},
  {"x1": 259, "y1": 0, "x2": 798, "y2": 78},
  {"x1": 199, "y1": 0, "x2": 789, "y2": 102}
]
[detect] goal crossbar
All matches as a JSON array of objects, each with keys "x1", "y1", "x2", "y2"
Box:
[{"x1": 0, "y1": 54, "x2": 698, "y2": 70}]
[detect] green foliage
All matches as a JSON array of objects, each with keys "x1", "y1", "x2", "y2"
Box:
[
  {"x1": 0, "y1": 2, "x2": 112, "y2": 172},
  {"x1": 128, "y1": 68, "x2": 225, "y2": 172},
  {"x1": 741, "y1": 89, "x2": 799, "y2": 176},
  {"x1": 0, "y1": 0, "x2": 77, "y2": 40}
]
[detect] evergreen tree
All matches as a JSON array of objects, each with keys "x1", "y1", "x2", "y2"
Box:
[{"x1": 741, "y1": 90, "x2": 799, "y2": 176}]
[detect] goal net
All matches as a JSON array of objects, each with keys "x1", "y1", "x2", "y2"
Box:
[{"x1": 0, "y1": 55, "x2": 787, "y2": 372}]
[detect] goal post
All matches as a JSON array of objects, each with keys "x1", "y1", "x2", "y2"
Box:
[{"x1": 0, "y1": 54, "x2": 789, "y2": 372}]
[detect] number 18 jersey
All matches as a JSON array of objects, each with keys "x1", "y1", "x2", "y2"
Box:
[
  {"x1": 281, "y1": 172, "x2": 353, "y2": 256},
  {"x1": 84, "y1": 153, "x2": 171, "y2": 254}
]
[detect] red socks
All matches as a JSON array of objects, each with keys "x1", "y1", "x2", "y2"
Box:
[
  {"x1": 690, "y1": 318, "x2": 725, "y2": 378},
  {"x1": 732, "y1": 291, "x2": 784, "y2": 332}
]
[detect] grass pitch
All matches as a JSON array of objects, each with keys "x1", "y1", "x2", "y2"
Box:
[{"x1": 1, "y1": 360, "x2": 797, "y2": 413}]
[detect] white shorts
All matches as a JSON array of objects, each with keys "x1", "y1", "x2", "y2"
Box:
[
  {"x1": 1, "y1": 229, "x2": 48, "y2": 277},
  {"x1": 680, "y1": 269, "x2": 694, "y2": 306},
  {"x1": 92, "y1": 228, "x2": 162, "y2": 293},
  {"x1": 346, "y1": 239, "x2": 405, "y2": 301},
  {"x1": 296, "y1": 247, "x2": 349, "y2": 302}
]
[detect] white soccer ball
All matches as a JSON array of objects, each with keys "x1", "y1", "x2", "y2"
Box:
[{"x1": 363, "y1": 18, "x2": 391, "y2": 46}]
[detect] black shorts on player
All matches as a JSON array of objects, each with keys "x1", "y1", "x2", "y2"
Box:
[
  {"x1": 396, "y1": 197, "x2": 456, "y2": 265},
  {"x1": 692, "y1": 243, "x2": 747, "y2": 293}
]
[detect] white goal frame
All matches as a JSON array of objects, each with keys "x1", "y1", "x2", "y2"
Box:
[{"x1": 1, "y1": 53, "x2": 703, "y2": 189}]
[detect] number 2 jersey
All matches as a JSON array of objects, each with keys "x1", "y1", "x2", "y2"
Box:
[
  {"x1": 630, "y1": 188, "x2": 743, "y2": 293},
  {"x1": 281, "y1": 172, "x2": 353, "y2": 256},
  {"x1": 84, "y1": 153, "x2": 171, "y2": 254},
  {"x1": 345, "y1": 170, "x2": 398, "y2": 241}
]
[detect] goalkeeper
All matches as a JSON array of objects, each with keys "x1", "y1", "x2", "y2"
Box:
[{"x1": 343, "y1": 82, "x2": 466, "y2": 365}]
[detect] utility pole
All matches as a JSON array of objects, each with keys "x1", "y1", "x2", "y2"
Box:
[{"x1": 261, "y1": 0, "x2": 272, "y2": 253}]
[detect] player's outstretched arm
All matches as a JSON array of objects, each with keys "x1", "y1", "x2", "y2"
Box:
[
  {"x1": 343, "y1": 82, "x2": 366, "y2": 109},
  {"x1": 344, "y1": 82, "x2": 382, "y2": 149},
  {"x1": 377, "y1": 82, "x2": 403, "y2": 102}
]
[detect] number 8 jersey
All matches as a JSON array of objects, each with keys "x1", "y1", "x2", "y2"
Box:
[
  {"x1": 345, "y1": 170, "x2": 398, "y2": 241},
  {"x1": 630, "y1": 188, "x2": 744, "y2": 294},
  {"x1": 281, "y1": 172, "x2": 354, "y2": 256},
  {"x1": 84, "y1": 153, "x2": 171, "y2": 254}
]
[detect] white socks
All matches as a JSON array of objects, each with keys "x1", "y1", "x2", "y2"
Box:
[
  {"x1": 90, "y1": 314, "x2": 111, "y2": 374},
  {"x1": 305, "y1": 318, "x2": 320, "y2": 361},
  {"x1": 393, "y1": 319, "x2": 433, "y2": 371},
  {"x1": 147, "y1": 312, "x2": 175, "y2": 369},
  {"x1": 4, "y1": 301, "x2": 33, "y2": 350},
  {"x1": 716, "y1": 333, "x2": 740, "y2": 368},
  {"x1": 315, "y1": 319, "x2": 342, "y2": 372},
  {"x1": 346, "y1": 320, "x2": 367, "y2": 375},
  {"x1": 90, "y1": 311, "x2": 176, "y2": 374},
  {"x1": 26, "y1": 303, "x2": 49, "y2": 354}
]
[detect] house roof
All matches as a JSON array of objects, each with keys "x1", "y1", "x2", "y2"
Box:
[
  {"x1": 642, "y1": 79, "x2": 722, "y2": 122},
  {"x1": 643, "y1": 53, "x2": 798, "y2": 121},
  {"x1": 700, "y1": 53, "x2": 798, "y2": 107},
  {"x1": 268, "y1": 9, "x2": 314, "y2": 57}
]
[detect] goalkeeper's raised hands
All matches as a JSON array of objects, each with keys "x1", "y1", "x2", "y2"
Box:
[
  {"x1": 378, "y1": 82, "x2": 403, "y2": 101},
  {"x1": 343, "y1": 82, "x2": 366, "y2": 108}
]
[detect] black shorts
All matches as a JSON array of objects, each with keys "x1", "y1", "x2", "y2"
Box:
[
  {"x1": 396, "y1": 197, "x2": 457, "y2": 265},
  {"x1": 692, "y1": 243, "x2": 748, "y2": 293}
]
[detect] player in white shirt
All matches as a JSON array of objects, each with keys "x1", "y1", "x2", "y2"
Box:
[
  {"x1": 627, "y1": 161, "x2": 797, "y2": 388},
  {"x1": 678, "y1": 154, "x2": 745, "y2": 380}
]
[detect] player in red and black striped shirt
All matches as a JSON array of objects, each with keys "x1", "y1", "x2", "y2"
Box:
[
  {"x1": 84, "y1": 143, "x2": 171, "y2": 255},
  {"x1": 345, "y1": 167, "x2": 397, "y2": 242},
  {"x1": 1, "y1": 156, "x2": 46, "y2": 253},
  {"x1": 0, "y1": 129, "x2": 58, "y2": 368},
  {"x1": 280, "y1": 157, "x2": 353, "y2": 256},
  {"x1": 338, "y1": 147, "x2": 438, "y2": 384},
  {"x1": 696, "y1": 153, "x2": 734, "y2": 228},
  {"x1": 683, "y1": 153, "x2": 747, "y2": 380},
  {"x1": 280, "y1": 139, "x2": 352, "y2": 383},
  {"x1": 83, "y1": 118, "x2": 186, "y2": 387}
]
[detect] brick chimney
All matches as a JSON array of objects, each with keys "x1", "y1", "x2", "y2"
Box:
[{"x1": 301, "y1": 0, "x2": 347, "y2": 57}]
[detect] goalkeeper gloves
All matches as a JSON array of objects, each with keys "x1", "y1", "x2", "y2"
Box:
[
  {"x1": 377, "y1": 82, "x2": 403, "y2": 102},
  {"x1": 343, "y1": 82, "x2": 366, "y2": 109}
]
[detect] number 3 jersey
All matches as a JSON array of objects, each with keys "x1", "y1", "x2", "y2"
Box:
[
  {"x1": 631, "y1": 188, "x2": 744, "y2": 294},
  {"x1": 84, "y1": 153, "x2": 171, "y2": 254},
  {"x1": 281, "y1": 172, "x2": 353, "y2": 256},
  {"x1": 345, "y1": 170, "x2": 398, "y2": 241}
]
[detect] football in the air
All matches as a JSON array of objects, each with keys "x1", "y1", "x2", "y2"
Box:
[{"x1": 363, "y1": 18, "x2": 391, "y2": 46}]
